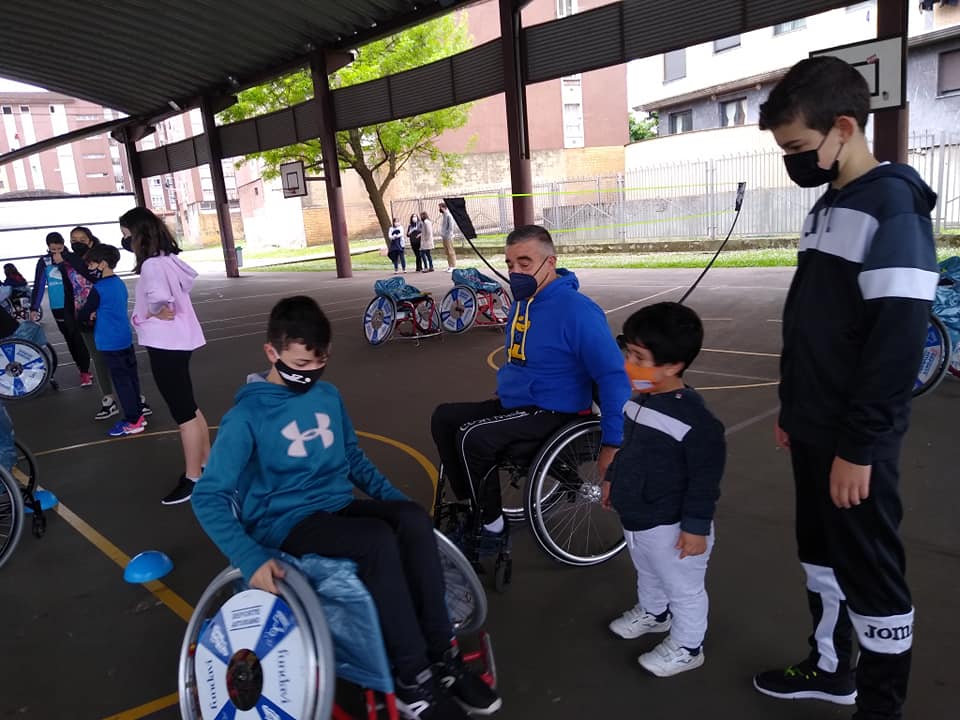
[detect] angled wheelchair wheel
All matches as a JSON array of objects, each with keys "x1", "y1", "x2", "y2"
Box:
[
  {"x1": 179, "y1": 562, "x2": 336, "y2": 720},
  {"x1": 440, "y1": 286, "x2": 478, "y2": 333},
  {"x1": 363, "y1": 296, "x2": 397, "y2": 346},
  {"x1": 435, "y1": 530, "x2": 487, "y2": 635},
  {"x1": 0, "y1": 467, "x2": 25, "y2": 570},
  {"x1": 0, "y1": 338, "x2": 50, "y2": 400},
  {"x1": 491, "y1": 288, "x2": 512, "y2": 325},
  {"x1": 414, "y1": 297, "x2": 442, "y2": 336},
  {"x1": 914, "y1": 314, "x2": 951, "y2": 398},
  {"x1": 525, "y1": 419, "x2": 626, "y2": 567}
]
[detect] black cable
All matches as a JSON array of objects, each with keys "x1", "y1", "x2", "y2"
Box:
[{"x1": 678, "y1": 181, "x2": 746, "y2": 305}]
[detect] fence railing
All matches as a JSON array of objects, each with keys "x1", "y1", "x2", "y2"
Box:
[{"x1": 391, "y1": 131, "x2": 960, "y2": 246}]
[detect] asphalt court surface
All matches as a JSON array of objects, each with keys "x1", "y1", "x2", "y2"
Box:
[{"x1": 1, "y1": 267, "x2": 956, "y2": 719}]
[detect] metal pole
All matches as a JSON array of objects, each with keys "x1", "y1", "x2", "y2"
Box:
[
  {"x1": 936, "y1": 130, "x2": 947, "y2": 235},
  {"x1": 123, "y1": 139, "x2": 146, "y2": 208},
  {"x1": 873, "y1": 0, "x2": 909, "y2": 163},
  {"x1": 199, "y1": 97, "x2": 239, "y2": 278},
  {"x1": 311, "y1": 53, "x2": 352, "y2": 278},
  {"x1": 499, "y1": 0, "x2": 534, "y2": 227}
]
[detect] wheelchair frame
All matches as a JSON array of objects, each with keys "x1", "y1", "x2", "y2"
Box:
[
  {"x1": 433, "y1": 415, "x2": 627, "y2": 592},
  {"x1": 0, "y1": 441, "x2": 44, "y2": 570},
  {"x1": 438, "y1": 283, "x2": 511, "y2": 335},
  {"x1": 362, "y1": 293, "x2": 443, "y2": 347}
]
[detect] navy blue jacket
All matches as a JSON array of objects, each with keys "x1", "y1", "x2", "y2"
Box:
[
  {"x1": 780, "y1": 163, "x2": 939, "y2": 464},
  {"x1": 608, "y1": 388, "x2": 725, "y2": 535}
]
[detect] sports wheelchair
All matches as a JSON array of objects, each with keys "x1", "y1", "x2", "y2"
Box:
[
  {"x1": 179, "y1": 530, "x2": 495, "y2": 720},
  {"x1": 362, "y1": 278, "x2": 442, "y2": 347},
  {"x1": 0, "y1": 285, "x2": 38, "y2": 322},
  {"x1": 433, "y1": 415, "x2": 626, "y2": 592},
  {"x1": 0, "y1": 441, "x2": 45, "y2": 570},
  {"x1": 0, "y1": 321, "x2": 59, "y2": 400},
  {"x1": 439, "y1": 269, "x2": 511, "y2": 334}
]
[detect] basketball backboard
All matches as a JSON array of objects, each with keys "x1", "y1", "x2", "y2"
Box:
[
  {"x1": 810, "y1": 35, "x2": 905, "y2": 110},
  {"x1": 280, "y1": 160, "x2": 307, "y2": 198}
]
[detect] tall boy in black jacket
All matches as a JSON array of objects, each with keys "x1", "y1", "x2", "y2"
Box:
[{"x1": 753, "y1": 57, "x2": 939, "y2": 720}]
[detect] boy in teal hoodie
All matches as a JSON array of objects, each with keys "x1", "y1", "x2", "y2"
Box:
[{"x1": 192, "y1": 296, "x2": 499, "y2": 720}]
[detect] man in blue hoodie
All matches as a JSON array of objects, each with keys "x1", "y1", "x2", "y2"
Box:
[
  {"x1": 192, "y1": 296, "x2": 500, "y2": 720},
  {"x1": 753, "y1": 57, "x2": 939, "y2": 720},
  {"x1": 431, "y1": 225, "x2": 629, "y2": 541}
]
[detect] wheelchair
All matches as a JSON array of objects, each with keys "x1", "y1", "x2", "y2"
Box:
[
  {"x1": 1, "y1": 287, "x2": 39, "y2": 322},
  {"x1": 179, "y1": 530, "x2": 495, "y2": 720},
  {"x1": 362, "y1": 278, "x2": 442, "y2": 347},
  {"x1": 0, "y1": 321, "x2": 60, "y2": 400},
  {"x1": 0, "y1": 441, "x2": 44, "y2": 570},
  {"x1": 439, "y1": 269, "x2": 511, "y2": 334},
  {"x1": 433, "y1": 415, "x2": 627, "y2": 593}
]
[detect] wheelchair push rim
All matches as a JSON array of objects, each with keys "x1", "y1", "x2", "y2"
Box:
[
  {"x1": 0, "y1": 338, "x2": 51, "y2": 400},
  {"x1": 440, "y1": 286, "x2": 478, "y2": 333},
  {"x1": 435, "y1": 529, "x2": 487, "y2": 635},
  {"x1": 914, "y1": 314, "x2": 951, "y2": 398},
  {"x1": 0, "y1": 466, "x2": 25, "y2": 570},
  {"x1": 12, "y1": 440, "x2": 38, "y2": 496},
  {"x1": 179, "y1": 563, "x2": 336, "y2": 720},
  {"x1": 525, "y1": 419, "x2": 626, "y2": 567},
  {"x1": 363, "y1": 296, "x2": 397, "y2": 346}
]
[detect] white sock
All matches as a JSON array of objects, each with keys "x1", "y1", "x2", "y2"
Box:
[
  {"x1": 484, "y1": 516, "x2": 504, "y2": 533},
  {"x1": 185, "y1": 475, "x2": 200, "y2": 483}
]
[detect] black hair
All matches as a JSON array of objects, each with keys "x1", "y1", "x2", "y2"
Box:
[
  {"x1": 620, "y1": 302, "x2": 703, "y2": 375},
  {"x1": 119, "y1": 206, "x2": 180, "y2": 273},
  {"x1": 70, "y1": 226, "x2": 101, "y2": 245},
  {"x1": 759, "y1": 56, "x2": 870, "y2": 133},
  {"x1": 84, "y1": 243, "x2": 121, "y2": 269},
  {"x1": 46, "y1": 232, "x2": 65, "y2": 246},
  {"x1": 506, "y1": 224, "x2": 556, "y2": 254},
  {"x1": 267, "y1": 296, "x2": 332, "y2": 355}
]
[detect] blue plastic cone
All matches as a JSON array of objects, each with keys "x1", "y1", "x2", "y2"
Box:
[{"x1": 124, "y1": 550, "x2": 174, "y2": 583}]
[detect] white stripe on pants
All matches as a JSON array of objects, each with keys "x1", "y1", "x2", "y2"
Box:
[{"x1": 624, "y1": 522, "x2": 714, "y2": 649}]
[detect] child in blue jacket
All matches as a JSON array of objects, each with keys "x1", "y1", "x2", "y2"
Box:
[{"x1": 192, "y1": 296, "x2": 499, "y2": 720}]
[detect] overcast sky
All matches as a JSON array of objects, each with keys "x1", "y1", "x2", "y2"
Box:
[{"x1": 0, "y1": 77, "x2": 45, "y2": 92}]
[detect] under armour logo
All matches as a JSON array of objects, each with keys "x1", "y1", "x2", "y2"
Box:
[{"x1": 282, "y1": 414, "x2": 334, "y2": 457}]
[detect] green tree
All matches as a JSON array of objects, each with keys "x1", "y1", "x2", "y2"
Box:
[
  {"x1": 629, "y1": 112, "x2": 658, "y2": 142},
  {"x1": 220, "y1": 15, "x2": 472, "y2": 237}
]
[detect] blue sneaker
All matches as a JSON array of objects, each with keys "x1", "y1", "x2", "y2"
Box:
[{"x1": 108, "y1": 416, "x2": 147, "y2": 437}]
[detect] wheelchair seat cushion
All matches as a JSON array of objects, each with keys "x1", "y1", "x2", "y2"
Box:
[
  {"x1": 278, "y1": 551, "x2": 395, "y2": 694},
  {"x1": 452, "y1": 268, "x2": 501, "y2": 294},
  {"x1": 375, "y1": 277, "x2": 427, "y2": 302}
]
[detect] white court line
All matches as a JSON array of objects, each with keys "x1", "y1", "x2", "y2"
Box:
[{"x1": 603, "y1": 287, "x2": 683, "y2": 315}]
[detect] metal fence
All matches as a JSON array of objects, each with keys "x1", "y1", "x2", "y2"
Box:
[{"x1": 391, "y1": 131, "x2": 960, "y2": 246}]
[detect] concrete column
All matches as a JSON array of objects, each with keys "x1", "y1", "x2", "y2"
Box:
[
  {"x1": 873, "y1": 0, "x2": 909, "y2": 163},
  {"x1": 500, "y1": 0, "x2": 534, "y2": 227},
  {"x1": 123, "y1": 139, "x2": 146, "y2": 208},
  {"x1": 311, "y1": 53, "x2": 352, "y2": 278},
  {"x1": 200, "y1": 98, "x2": 240, "y2": 278}
]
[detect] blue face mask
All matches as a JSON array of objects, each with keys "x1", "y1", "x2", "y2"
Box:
[{"x1": 509, "y1": 257, "x2": 550, "y2": 301}]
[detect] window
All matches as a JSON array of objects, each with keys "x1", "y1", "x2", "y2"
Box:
[
  {"x1": 82, "y1": 153, "x2": 106, "y2": 160},
  {"x1": 1, "y1": 106, "x2": 11, "y2": 115},
  {"x1": 85, "y1": 172, "x2": 109, "y2": 178},
  {"x1": 669, "y1": 110, "x2": 693, "y2": 134},
  {"x1": 49, "y1": 105, "x2": 56, "y2": 113},
  {"x1": 556, "y1": 0, "x2": 576, "y2": 18},
  {"x1": 938, "y1": 49, "x2": 960, "y2": 96},
  {"x1": 774, "y1": 19, "x2": 807, "y2": 35},
  {"x1": 75, "y1": 114, "x2": 100, "y2": 121},
  {"x1": 563, "y1": 102, "x2": 584, "y2": 148},
  {"x1": 720, "y1": 98, "x2": 747, "y2": 127},
  {"x1": 19, "y1": 105, "x2": 30, "y2": 114},
  {"x1": 664, "y1": 49, "x2": 686, "y2": 82},
  {"x1": 714, "y1": 35, "x2": 740, "y2": 53}
]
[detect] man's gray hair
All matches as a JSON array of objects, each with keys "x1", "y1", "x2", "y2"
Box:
[{"x1": 506, "y1": 224, "x2": 556, "y2": 254}]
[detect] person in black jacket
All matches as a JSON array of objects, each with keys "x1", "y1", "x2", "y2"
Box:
[
  {"x1": 602, "y1": 302, "x2": 725, "y2": 679},
  {"x1": 753, "y1": 57, "x2": 939, "y2": 720}
]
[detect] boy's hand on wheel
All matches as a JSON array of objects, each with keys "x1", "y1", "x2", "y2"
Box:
[
  {"x1": 250, "y1": 559, "x2": 285, "y2": 595},
  {"x1": 676, "y1": 531, "x2": 707, "y2": 559},
  {"x1": 830, "y1": 457, "x2": 871, "y2": 509}
]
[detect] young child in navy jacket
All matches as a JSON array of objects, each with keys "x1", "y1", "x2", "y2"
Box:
[{"x1": 602, "y1": 302, "x2": 725, "y2": 678}]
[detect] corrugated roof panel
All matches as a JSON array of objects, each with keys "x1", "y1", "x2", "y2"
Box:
[
  {"x1": 525, "y1": 4, "x2": 624, "y2": 84},
  {"x1": 622, "y1": 0, "x2": 744, "y2": 60},
  {"x1": 390, "y1": 60, "x2": 456, "y2": 120},
  {"x1": 334, "y1": 78, "x2": 392, "y2": 128},
  {"x1": 451, "y1": 41, "x2": 503, "y2": 104}
]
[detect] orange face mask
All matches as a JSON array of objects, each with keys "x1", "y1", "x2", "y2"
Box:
[{"x1": 625, "y1": 361, "x2": 659, "y2": 393}]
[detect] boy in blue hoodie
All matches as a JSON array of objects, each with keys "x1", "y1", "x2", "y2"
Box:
[
  {"x1": 191, "y1": 296, "x2": 500, "y2": 720},
  {"x1": 753, "y1": 57, "x2": 939, "y2": 720}
]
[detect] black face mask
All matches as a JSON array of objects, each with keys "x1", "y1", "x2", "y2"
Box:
[
  {"x1": 275, "y1": 360, "x2": 325, "y2": 393},
  {"x1": 71, "y1": 242, "x2": 89, "y2": 257},
  {"x1": 121, "y1": 236, "x2": 133, "y2": 253},
  {"x1": 783, "y1": 132, "x2": 842, "y2": 188}
]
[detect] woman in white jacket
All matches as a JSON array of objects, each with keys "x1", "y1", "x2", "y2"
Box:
[{"x1": 418, "y1": 211, "x2": 435, "y2": 273}]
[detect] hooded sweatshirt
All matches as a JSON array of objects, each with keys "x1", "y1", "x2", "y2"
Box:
[
  {"x1": 498, "y1": 269, "x2": 630, "y2": 446},
  {"x1": 192, "y1": 375, "x2": 407, "y2": 580},
  {"x1": 131, "y1": 254, "x2": 205, "y2": 350},
  {"x1": 780, "y1": 163, "x2": 939, "y2": 464}
]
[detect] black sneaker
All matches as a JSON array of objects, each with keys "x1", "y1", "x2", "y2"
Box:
[
  {"x1": 140, "y1": 400, "x2": 153, "y2": 417},
  {"x1": 753, "y1": 660, "x2": 856, "y2": 705},
  {"x1": 435, "y1": 646, "x2": 502, "y2": 716},
  {"x1": 95, "y1": 400, "x2": 119, "y2": 421},
  {"x1": 396, "y1": 669, "x2": 469, "y2": 720},
  {"x1": 161, "y1": 475, "x2": 195, "y2": 506}
]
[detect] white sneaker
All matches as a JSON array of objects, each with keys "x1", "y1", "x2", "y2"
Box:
[
  {"x1": 638, "y1": 637, "x2": 705, "y2": 677},
  {"x1": 608, "y1": 604, "x2": 672, "y2": 639}
]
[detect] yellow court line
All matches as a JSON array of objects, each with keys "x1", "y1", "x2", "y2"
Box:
[
  {"x1": 100, "y1": 692, "x2": 179, "y2": 720},
  {"x1": 357, "y1": 431, "x2": 439, "y2": 492},
  {"x1": 702, "y1": 347, "x2": 780, "y2": 358},
  {"x1": 697, "y1": 381, "x2": 779, "y2": 391},
  {"x1": 486, "y1": 346, "x2": 502, "y2": 371},
  {"x1": 33, "y1": 428, "x2": 190, "y2": 457}
]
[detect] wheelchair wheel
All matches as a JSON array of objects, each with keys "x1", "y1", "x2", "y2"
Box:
[
  {"x1": 914, "y1": 314, "x2": 951, "y2": 398},
  {"x1": 0, "y1": 338, "x2": 50, "y2": 400},
  {"x1": 525, "y1": 419, "x2": 626, "y2": 567},
  {"x1": 363, "y1": 296, "x2": 397, "y2": 346},
  {"x1": 440, "y1": 286, "x2": 478, "y2": 333},
  {"x1": 414, "y1": 297, "x2": 442, "y2": 335},
  {"x1": 0, "y1": 466, "x2": 25, "y2": 570},
  {"x1": 490, "y1": 288, "x2": 512, "y2": 325},
  {"x1": 12, "y1": 441, "x2": 38, "y2": 497},
  {"x1": 435, "y1": 530, "x2": 487, "y2": 635},
  {"x1": 179, "y1": 562, "x2": 336, "y2": 720}
]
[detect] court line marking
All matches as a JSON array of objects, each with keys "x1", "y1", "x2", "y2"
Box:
[
  {"x1": 702, "y1": 347, "x2": 779, "y2": 358},
  {"x1": 100, "y1": 692, "x2": 179, "y2": 720}
]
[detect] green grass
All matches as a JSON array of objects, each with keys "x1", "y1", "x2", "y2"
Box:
[{"x1": 182, "y1": 241, "x2": 381, "y2": 265}]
